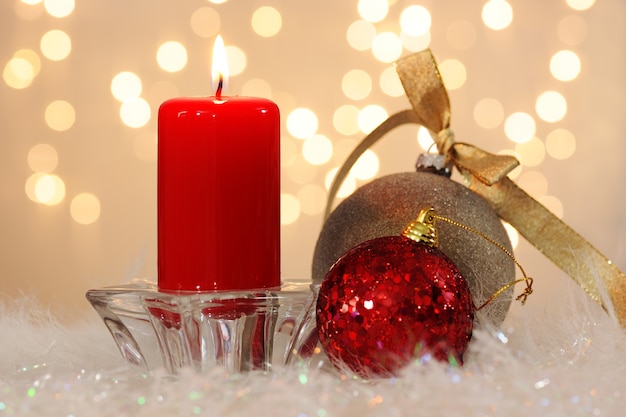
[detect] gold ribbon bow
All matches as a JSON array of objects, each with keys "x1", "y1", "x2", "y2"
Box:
[{"x1": 325, "y1": 49, "x2": 626, "y2": 329}]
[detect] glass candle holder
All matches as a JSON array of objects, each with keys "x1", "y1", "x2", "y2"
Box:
[{"x1": 86, "y1": 278, "x2": 321, "y2": 374}]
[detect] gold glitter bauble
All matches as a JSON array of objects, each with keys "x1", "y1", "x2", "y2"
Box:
[{"x1": 312, "y1": 172, "x2": 516, "y2": 327}]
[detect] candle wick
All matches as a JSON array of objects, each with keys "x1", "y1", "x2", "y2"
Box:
[{"x1": 216, "y1": 75, "x2": 223, "y2": 99}]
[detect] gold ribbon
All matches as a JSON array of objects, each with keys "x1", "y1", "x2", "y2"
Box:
[{"x1": 325, "y1": 49, "x2": 626, "y2": 329}]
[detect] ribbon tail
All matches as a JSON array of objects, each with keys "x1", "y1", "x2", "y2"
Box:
[
  {"x1": 450, "y1": 143, "x2": 519, "y2": 185},
  {"x1": 468, "y1": 176, "x2": 626, "y2": 328}
]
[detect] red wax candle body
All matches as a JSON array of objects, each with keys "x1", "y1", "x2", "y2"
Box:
[{"x1": 158, "y1": 96, "x2": 280, "y2": 291}]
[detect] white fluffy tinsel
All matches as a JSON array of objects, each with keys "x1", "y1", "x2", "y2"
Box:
[{"x1": 1, "y1": 278, "x2": 625, "y2": 417}]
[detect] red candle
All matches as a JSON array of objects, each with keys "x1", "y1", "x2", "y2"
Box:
[{"x1": 157, "y1": 36, "x2": 280, "y2": 292}]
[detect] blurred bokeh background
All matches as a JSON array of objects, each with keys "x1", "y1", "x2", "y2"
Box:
[{"x1": 1, "y1": 0, "x2": 625, "y2": 322}]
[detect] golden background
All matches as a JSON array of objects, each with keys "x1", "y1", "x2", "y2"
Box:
[{"x1": 1, "y1": 0, "x2": 624, "y2": 322}]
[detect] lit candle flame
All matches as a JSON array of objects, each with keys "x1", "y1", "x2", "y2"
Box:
[{"x1": 211, "y1": 35, "x2": 228, "y2": 98}]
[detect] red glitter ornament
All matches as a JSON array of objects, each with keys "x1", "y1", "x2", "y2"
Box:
[{"x1": 316, "y1": 210, "x2": 474, "y2": 378}]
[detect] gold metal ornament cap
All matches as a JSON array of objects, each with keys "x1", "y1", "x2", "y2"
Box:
[{"x1": 402, "y1": 207, "x2": 438, "y2": 247}]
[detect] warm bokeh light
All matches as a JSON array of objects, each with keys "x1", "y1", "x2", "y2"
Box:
[
  {"x1": 481, "y1": 0, "x2": 513, "y2": 31},
  {"x1": 502, "y1": 222, "x2": 519, "y2": 250},
  {"x1": 45, "y1": 100, "x2": 75, "y2": 131},
  {"x1": 190, "y1": 7, "x2": 221, "y2": 38},
  {"x1": 8, "y1": 58, "x2": 33, "y2": 81},
  {"x1": 351, "y1": 149, "x2": 379, "y2": 180},
  {"x1": 558, "y1": 15, "x2": 588, "y2": 45},
  {"x1": 565, "y1": 0, "x2": 595, "y2": 11},
  {"x1": 15, "y1": 1, "x2": 44, "y2": 20},
  {"x1": 325, "y1": 167, "x2": 357, "y2": 198},
  {"x1": 281, "y1": 137, "x2": 297, "y2": 167},
  {"x1": 28, "y1": 144, "x2": 58, "y2": 173},
  {"x1": 400, "y1": 31, "x2": 431, "y2": 52},
  {"x1": 287, "y1": 108, "x2": 318, "y2": 139},
  {"x1": 346, "y1": 20, "x2": 377, "y2": 51},
  {"x1": 517, "y1": 171, "x2": 548, "y2": 198},
  {"x1": 504, "y1": 112, "x2": 536, "y2": 143},
  {"x1": 25, "y1": 173, "x2": 45, "y2": 203},
  {"x1": 120, "y1": 97, "x2": 151, "y2": 128},
  {"x1": 342, "y1": 69, "x2": 372, "y2": 100},
  {"x1": 43, "y1": 0, "x2": 74, "y2": 18},
  {"x1": 535, "y1": 91, "x2": 567, "y2": 123},
  {"x1": 302, "y1": 134, "x2": 333, "y2": 166},
  {"x1": 285, "y1": 155, "x2": 318, "y2": 184},
  {"x1": 157, "y1": 41, "x2": 188, "y2": 73},
  {"x1": 379, "y1": 66, "x2": 404, "y2": 97},
  {"x1": 70, "y1": 193, "x2": 101, "y2": 225},
  {"x1": 357, "y1": 104, "x2": 387, "y2": 134},
  {"x1": 357, "y1": 0, "x2": 388, "y2": 23},
  {"x1": 40, "y1": 29, "x2": 71, "y2": 61},
  {"x1": 3, "y1": 57, "x2": 35, "y2": 89},
  {"x1": 550, "y1": 50, "x2": 581, "y2": 82},
  {"x1": 225, "y1": 45, "x2": 247, "y2": 76},
  {"x1": 241, "y1": 78, "x2": 272, "y2": 98},
  {"x1": 399, "y1": 5, "x2": 431, "y2": 36},
  {"x1": 438, "y1": 59, "x2": 467, "y2": 90},
  {"x1": 297, "y1": 184, "x2": 327, "y2": 215},
  {"x1": 417, "y1": 126, "x2": 435, "y2": 151},
  {"x1": 208, "y1": 0, "x2": 227, "y2": 3},
  {"x1": 21, "y1": 0, "x2": 42, "y2": 4},
  {"x1": 545, "y1": 128, "x2": 576, "y2": 160},
  {"x1": 111, "y1": 71, "x2": 142, "y2": 102},
  {"x1": 251, "y1": 6, "x2": 282, "y2": 37},
  {"x1": 281, "y1": 193, "x2": 301, "y2": 225},
  {"x1": 371, "y1": 32, "x2": 402, "y2": 63},
  {"x1": 14, "y1": 48, "x2": 41, "y2": 76},
  {"x1": 474, "y1": 98, "x2": 504, "y2": 129},
  {"x1": 515, "y1": 137, "x2": 545, "y2": 167},
  {"x1": 333, "y1": 104, "x2": 360, "y2": 136},
  {"x1": 34, "y1": 174, "x2": 65, "y2": 205},
  {"x1": 446, "y1": 20, "x2": 476, "y2": 50},
  {"x1": 332, "y1": 139, "x2": 357, "y2": 163}
]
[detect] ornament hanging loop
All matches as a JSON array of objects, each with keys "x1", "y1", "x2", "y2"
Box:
[
  {"x1": 432, "y1": 213, "x2": 534, "y2": 309},
  {"x1": 401, "y1": 207, "x2": 534, "y2": 308}
]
